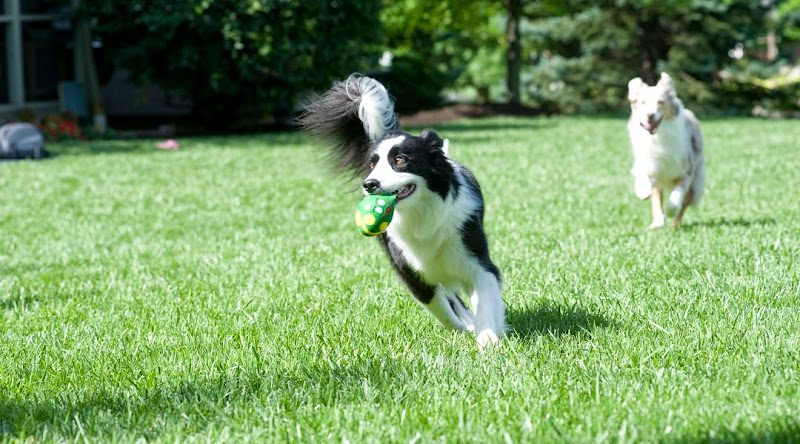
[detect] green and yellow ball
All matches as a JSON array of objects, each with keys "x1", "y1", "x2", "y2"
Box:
[{"x1": 355, "y1": 194, "x2": 396, "y2": 236}]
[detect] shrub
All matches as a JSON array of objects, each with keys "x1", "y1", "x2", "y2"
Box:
[
  {"x1": 40, "y1": 113, "x2": 83, "y2": 141},
  {"x1": 87, "y1": 0, "x2": 382, "y2": 129}
]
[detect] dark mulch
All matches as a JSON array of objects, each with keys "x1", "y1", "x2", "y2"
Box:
[
  {"x1": 399, "y1": 103, "x2": 542, "y2": 127},
  {"x1": 98, "y1": 103, "x2": 544, "y2": 138}
]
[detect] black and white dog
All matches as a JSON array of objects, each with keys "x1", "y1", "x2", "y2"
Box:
[{"x1": 300, "y1": 75, "x2": 505, "y2": 348}]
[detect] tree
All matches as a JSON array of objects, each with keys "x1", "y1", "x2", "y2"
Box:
[
  {"x1": 778, "y1": 0, "x2": 800, "y2": 44},
  {"x1": 380, "y1": 0, "x2": 503, "y2": 110},
  {"x1": 85, "y1": 0, "x2": 382, "y2": 128},
  {"x1": 522, "y1": 0, "x2": 774, "y2": 113},
  {"x1": 73, "y1": 0, "x2": 106, "y2": 132},
  {"x1": 504, "y1": 0, "x2": 522, "y2": 106}
]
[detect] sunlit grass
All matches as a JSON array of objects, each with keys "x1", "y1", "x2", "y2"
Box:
[{"x1": 1, "y1": 117, "x2": 799, "y2": 442}]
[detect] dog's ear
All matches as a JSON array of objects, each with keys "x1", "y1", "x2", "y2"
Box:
[
  {"x1": 628, "y1": 77, "x2": 644, "y2": 102},
  {"x1": 658, "y1": 72, "x2": 676, "y2": 98},
  {"x1": 420, "y1": 129, "x2": 445, "y2": 151}
]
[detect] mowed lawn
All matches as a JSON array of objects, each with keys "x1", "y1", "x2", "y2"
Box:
[{"x1": 1, "y1": 117, "x2": 799, "y2": 442}]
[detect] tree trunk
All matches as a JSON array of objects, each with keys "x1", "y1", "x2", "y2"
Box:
[
  {"x1": 766, "y1": 5, "x2": 778, "y2": 62},
  {"x1": 766, "y1": 30, "x2": 777, "y2": 62},
  {"x1": 73, "y1": 0, "x2": 107, "y2": 132},
  {"x1": 636, "y1": 13, "x2": 671, "y2": 84},
  {"x1": 504, "y1": 0, "x2": 522, "y2": 106}
]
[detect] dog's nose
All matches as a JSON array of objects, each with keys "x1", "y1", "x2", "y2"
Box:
[
  {"x1": 362, "y1": 178, "x2": 380, "y2": 193},
  {"x1": 647, "y1": 113, "x2": 656, "y2": 122}
]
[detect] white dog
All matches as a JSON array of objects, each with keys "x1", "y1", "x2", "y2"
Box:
[{"x1": 627, "y1": 73, "x2": 705, "y2": 229}]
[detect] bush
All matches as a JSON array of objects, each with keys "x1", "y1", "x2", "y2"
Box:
[
  {"x1": 716, "y1": 64, "x2": 800, "y2": 116},
  {"x1": 368, "y1": 52, "x2": 454, "y2": 113},
  {"x1": 458, "y1": 46, "x2": 507, "y2": 104},
  {"x1": 40, "y1": 113, "x2": 83, "y2": 142},
  {"x1": 88, "y1": 0, "x2": 382, "y2": 129},
  {"x1": 381, "y1": 0, "x2": 503, "y2": 111}
]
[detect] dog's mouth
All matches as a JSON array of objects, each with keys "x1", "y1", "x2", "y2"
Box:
[
  {"x1": 393, "y1": 184, "x2": 416, "y2": 200},
  {"x1": 640, "y1": 118, "x2": 662, "y2": 134}
]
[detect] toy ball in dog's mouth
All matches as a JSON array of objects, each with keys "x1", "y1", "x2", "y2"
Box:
[{"x1": 355, "y1": 194, "x2": 397, "y2": 237}]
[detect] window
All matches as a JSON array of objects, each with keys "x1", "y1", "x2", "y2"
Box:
[
  {"x1": 23, "y1": 21, "x2": 72, "y2": 101},
  {"x1": 21, "y1": 0, "x2": 59, "y2": 14},
  {"x1": 0, "y1": 28, "x2": 8, "y2": 103},
  {"x1": 1, "y1": 0, "x2": 72, "y2": 109}
]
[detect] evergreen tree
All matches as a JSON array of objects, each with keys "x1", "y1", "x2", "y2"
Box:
[{"x1": 523, "y1": 0, "x2": 773, "y2": 113}]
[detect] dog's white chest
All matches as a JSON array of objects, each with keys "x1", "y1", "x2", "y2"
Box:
[
  {"x1": 630, "y1": 117, "x2": 691, "y2": 186},
  {"x1": 388, "y1": 223, "x2": 474, "y2": 290},
  {"x1": 385, "y1": 186, "x2": 482, "y2": 291}
]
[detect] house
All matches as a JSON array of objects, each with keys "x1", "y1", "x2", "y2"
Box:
[
  {"x1": 0, "y1": 0, "x2": 72, "y2": 117},
  {"x1": 1, "y1": 0, "x2": 189, "y2": 123}
]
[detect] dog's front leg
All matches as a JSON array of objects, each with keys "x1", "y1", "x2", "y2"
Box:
[
  {"x1": 424, "y1": 287, "x2": 470, "y2": 331},
  {"x1": 649, "y1": 187, "x2": 665, "y2": 229},
  {"x1": 666, "y1": 177, "x2": 690, "y2": 218},
  {"x1": 672, "y1": 187, "x2": 694, "y2": 229},
  {"x1": 381, "y1": 236, "x2": 471, "y2": 332},
  {"x1": 633, "y1": 175, "x2": 653, "y2": 200},
  {"x1": 470, "y1": 270, "x2": 505, "y2": 349}
]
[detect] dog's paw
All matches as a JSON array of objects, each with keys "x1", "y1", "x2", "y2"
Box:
[
  {"x1": 476, "y1": 329, "x2": 501, "y2": 349},
  {"x1": 648, "y1": 218, "x2": 666, "y2": 230},
  {"x1": 666, "y1": 190, "x2": 683, "y2": 217},
  {"x1": 634, "y1": 176, "x2": 653, "y2": 200}
]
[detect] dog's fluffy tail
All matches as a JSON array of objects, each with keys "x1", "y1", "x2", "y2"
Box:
[{"x1": 299, "y1": 74, "x2": 399, "y2": 175}]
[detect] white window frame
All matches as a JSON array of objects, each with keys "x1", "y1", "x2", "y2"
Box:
[{"x1": 0, "y1": 0, "x2": 61, "y2": 113}]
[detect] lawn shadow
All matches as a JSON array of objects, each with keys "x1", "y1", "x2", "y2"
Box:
[
  {"x1": 42, "y1": 140, "x2": 155, "y2": 158},
  {"x1": 0, "y1": 295, "x2": 25, "y2": 310},
  {"x1": 0, "y1": 359, "x2": 406, "y2": 439},
  {"x1": 0, "y1": 157, "x2": 54, "y2": 164},
  {"x1": 681, "y1": 216, "x2": 776, "y2": 230},
  {"x1": 506, "y1": 301, "x2": 612, "y2": 340},
  {"x1": 0, "y1": 276, "x2": 37, "y2": 310},
  {"x1": 667, "y1": 416, "x2": 800, "y2": 443},
  {"x1": 413, "y1": 120, "x2": 555, "y2": 134},
  {"x1": 0, "y1": 376, "x2": 263, "y2": 438},
  {"x1": 45, "y1": 132, "x2": 307, "y2": 158}
]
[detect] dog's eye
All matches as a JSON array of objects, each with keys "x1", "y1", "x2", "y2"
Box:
[
  {"x1": 394, "y1": 156, "x2": 406, "y2": 166},
  {"x1": 657, "y1": 100, "x2": 664, "y2": 105},
  {"x1": 369, "y1": 161, "x2": 375, "y2": 169}
]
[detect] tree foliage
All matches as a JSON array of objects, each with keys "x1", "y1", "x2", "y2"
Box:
[
  {"x1": 87, "y1": 0, "x2": 381, "y2": 127},
  {"x1": 379, "y1": 0, "x2": 503, "y2": 110},
  {"x1": 522, "y1": 0, "x2": 775, "y2": 113},
  {"x1": 84, "y1": 0, "x2": 797, "y2": 122},
  {"x1": 778, "y1": 0, "x2": 800, "y2": 40}
]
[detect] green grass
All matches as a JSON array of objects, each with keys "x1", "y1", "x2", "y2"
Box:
[{"x1": 1, "y1": 117, "x2": 799, "y2": 442}]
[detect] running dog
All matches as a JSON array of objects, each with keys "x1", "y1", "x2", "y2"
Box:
[
  {"x1": 627, "y1": 72, "x2": 706, "y2": 229},
  {"x1": 299, "y1": 75, "x2": 505, "y2": 348}
]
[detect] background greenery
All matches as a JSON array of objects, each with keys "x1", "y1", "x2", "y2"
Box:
[
  {"x1": 86, "y1": 0, "x2": 382, "y2": 127},
  {"x1": 522, "y1": 1, "x2": 774, "y2": 113},
  {"x1": 2, "y1": 117, "x2": 799, "y2": 441},
  {"x1": 81, "y1": 0, "x2": 800, "y2": 124}
]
